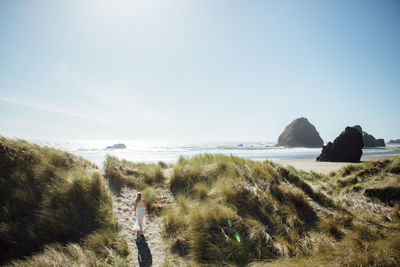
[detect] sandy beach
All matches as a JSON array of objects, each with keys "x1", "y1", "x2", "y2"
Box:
[{"x1": 276, "y1": 155, "x2": 397, "y2": 174}]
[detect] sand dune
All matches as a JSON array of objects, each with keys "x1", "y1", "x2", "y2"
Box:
[{"x1": 111, "y1": 186, "x2": 166, "y2": 266}]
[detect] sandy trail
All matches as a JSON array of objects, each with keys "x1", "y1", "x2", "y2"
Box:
[{"x1": 111, "y1": 186, "x2": 166, "y2": 266}]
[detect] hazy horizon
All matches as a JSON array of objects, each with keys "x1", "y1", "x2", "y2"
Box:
[{"x1": 1, "y1": 0, "x2": 399, "y2": 142}]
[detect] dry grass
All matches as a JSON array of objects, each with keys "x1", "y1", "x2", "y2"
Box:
[
  {"x1": 364, "y1": 186, "x2": 400, "y2": 206},
  {"x1": 78, "y1": 152, "x2": 400, "y2": 266},
  {"x1": 163, "y1": 205, "x2": 188, "y2": 236},
  {"x1": 387, "y1": 157, "x2": 400, "y2": 174},
  {"x1": 276, "y1": 166, "x2": 336, "y2": 209},
  {"x1": 103, "y1": 154, "x2": 400, "y2": 266},
  {"x1": 393, "y1": 203, "x2": 400, "y2": 221},
  {"x1": 0, "y1": 137, "x2": 129, "y2": 265},
  {"x1": 193, "y1": 183, "x2": 209, "y2": 200},
  {"x1": 104, "y1": 155, "x2": 165, "y2": 190},
  {"x1": 158, "y1": 155, "x2": 400, "y2": 266},
  {"x1": 251, "y1": 232, "x2": 400, "y2": 267},
  {"x1": 318, "y1": 218, "x2": 344, "y2": 240},
  {"x1": 158, "y1": 155, "x2": 336, "y2": 265},
  {"x1": 8, "y1": 240, "x2": 129, "y2": 267}
]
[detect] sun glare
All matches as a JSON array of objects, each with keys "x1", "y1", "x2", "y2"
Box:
[{"x1": 97, "y1": 0, "x2": 153, "y2": 14}]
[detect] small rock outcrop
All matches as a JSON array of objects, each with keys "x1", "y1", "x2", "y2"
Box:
[
  {"x1": 388, "y1": 139, "x2": 400, "y2": 144},
  {"x1": 317, "y1": 126, "x2": 363, "y2": 162},
  {"x1": 277, "y1": 117, "x2": 323, "y2": 148},
  {"x1": 105, "y1": 143, "x2": 127, "y2": 150},
  {"x1": 353, "y1": 125, "x2": 385, "y2": 147}
]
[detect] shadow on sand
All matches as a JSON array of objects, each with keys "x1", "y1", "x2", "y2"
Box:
[
  {"x1": 106, "y1": 178, "x2": 123, "y2": 196},
  {"x1": 136, "y1": 233, "x2": 152, "y2": 267}
]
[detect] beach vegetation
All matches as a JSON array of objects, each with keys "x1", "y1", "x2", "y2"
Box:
[
  {"x1": 105, "y1": 153, "x2": 400, "y2": 266},
  {"x1": 388, "y1": 156, "x2": 400, "y2": 174},
  {"x1": 393, "y1": 203, "x2": 400, "y2": 222},
  {"x1": 164, "y1": 155, "x2": 400, "y2": 266},
  {"x1": 43, "y1": 148, "x2": 399, "y2": 266},
  {"x1": 0, "y1": 137, "x2": 129, "y2": 265},
  {"x1": 318, "y1": 218, "x2": 344, "y2": 240},
  {"x1": 156, "y1": 155, "x2": 331, "y2": 265},
  {"x1": 193, "y1": 183, "x2": 209, "y2": 200},
  {"x1": 104, "y1": 155, "x2": 165, "y2": 190}
]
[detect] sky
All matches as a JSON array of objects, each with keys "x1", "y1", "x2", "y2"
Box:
[{"x1": 0, "y1": 0, "x2": 399, "y2": 142}]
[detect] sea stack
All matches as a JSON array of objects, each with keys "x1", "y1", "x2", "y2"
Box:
[
  {"x1": 277, "y1": 117, "x2": 323, "y2": 148},
  {"x1": 353, "y1": 125, "x2": 385, "y2": 147},
  {"x1": 105, "y1": 143, "x2": 127, "y2": 150},
  {"x1": 317, "y1": 126, "x2": 363, "y2": 162}
]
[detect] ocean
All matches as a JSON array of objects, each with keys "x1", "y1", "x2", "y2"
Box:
[{"x1": 32, "y1": 140, "x2": 400, "y2": 167}]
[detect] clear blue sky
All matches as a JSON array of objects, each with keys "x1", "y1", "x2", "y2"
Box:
[{"x1": 0, "y1": 0, "x2": 399, "y2": 142}]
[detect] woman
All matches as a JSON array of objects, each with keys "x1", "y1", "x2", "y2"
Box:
[{"x1": 134, "y1": 192, "x2": 147, "y2": 236}]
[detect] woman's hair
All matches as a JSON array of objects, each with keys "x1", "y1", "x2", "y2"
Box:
[{"x1": 135, "y1": 192, "x2": 142, "y2": 203}]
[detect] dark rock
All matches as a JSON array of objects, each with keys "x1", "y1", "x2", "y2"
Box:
[
  {"x1": 375, "y1": 139, "x2": 385, "y2": 147},
  {"x1": 353, "y1": 125, "x2": 362, "y2": 134},
  {"x1": 363, "y1": 132, "x2": 377, "y2": 147},
  {"x1": 316, "y1": 126, "x2": 363, "y2": 162},
  {"x1": 277, "y1": 117, "x2": 323, "y2": 148},
  {"x1": 388, "y1": 139, "x2": 400, "y2": 144},
  {"x1": 352, "y1": 125, "x2": 385, "y2": 147},
  {"x1": 104, "y1": 143, "x2": 127, "y2": 150}
]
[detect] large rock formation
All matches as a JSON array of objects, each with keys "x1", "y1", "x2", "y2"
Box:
[
  {"x1": 388, "y1": 139, "x2": 400, "y2": 144},
  {"x1": 317, "y1": 126, "x2": 363, "y2": 162},
  {"x1": 277, "y1": 117, "x2": 323, "y2": 148},
  {"x1": 353, "y1": 125, "x2": 385, "y2": 147}
]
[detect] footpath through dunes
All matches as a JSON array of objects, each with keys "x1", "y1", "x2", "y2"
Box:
[{"x1": 110, "y1": 185, "x2": 166, "y2": 267}]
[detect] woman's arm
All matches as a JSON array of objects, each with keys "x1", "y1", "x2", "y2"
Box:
[{"x1": 134, "y1": 201, "x2": 138, "y2": 216}]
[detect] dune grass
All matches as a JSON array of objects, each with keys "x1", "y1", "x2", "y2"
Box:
[
  {"x1": 249, "y1": 232, "x2": 400, "y2": 267},
  {"x1": 318, "y1": 218, "x2": 344, "y2": 240},
  {"x1": 8, "y1": 230, "x2": 130, "y2": 267},
  {"x1": 162, "y1": 155, "x2": 400, "y2": 266},
  {"x1": 104, "y1": 155, "x2": 166, "y2": 190},
  {"x1": 0, "y1": 137, "x2": 129, "y2": 265},
  {"x1": 159, "y1": 154, "x2": 341, "y2": 266},
  {"x1": 333, "y1": 157, "x2": 400, "y2": 181},
  {"x1": 101, "y1": 152, "x2": 400, "y2": 266},
  {"x1": 388, "y1": 157, "x2": 400, "y2": 174},
  {"x1": 329, "y1": 158, "x2": 400, "y2": 216}
]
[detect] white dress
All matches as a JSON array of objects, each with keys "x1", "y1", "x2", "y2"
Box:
[{"x1": 134, "y1": 199, "x2": 146, "y2": 231}]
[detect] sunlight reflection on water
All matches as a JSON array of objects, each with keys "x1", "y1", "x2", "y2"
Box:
[{"x1": 32, "y1": 140, "x2": 400, "y2": 167}]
